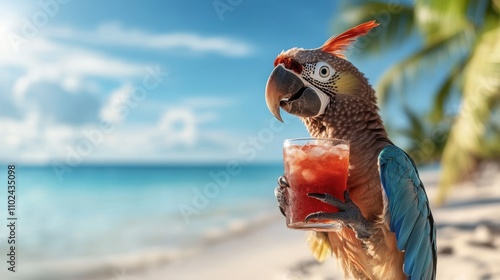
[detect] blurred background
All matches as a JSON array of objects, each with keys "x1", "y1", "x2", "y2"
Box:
[{"x1": 0, "y1": 0, "x2": 499, "y2": 279}]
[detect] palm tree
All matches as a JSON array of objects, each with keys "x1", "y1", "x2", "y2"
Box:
[{"x1": 335, "y1": 0, "x2": 500, "y2": 203}]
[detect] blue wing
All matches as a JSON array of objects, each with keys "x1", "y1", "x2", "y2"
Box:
[{"x1": 378, "y1": 145, "x2": 437, "y2": 280}]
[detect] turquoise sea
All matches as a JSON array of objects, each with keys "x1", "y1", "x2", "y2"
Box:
[{"x1": 0, "y1": 164, "x2": 283, "y2": 268}]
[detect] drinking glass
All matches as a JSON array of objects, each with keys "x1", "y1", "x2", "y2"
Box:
[{"x1": 283, "y1": 138, "x2": 349, "y2": 231}]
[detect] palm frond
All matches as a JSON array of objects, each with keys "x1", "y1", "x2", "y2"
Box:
[
  {"x1": 401, "y1": 105, "x2": 425, "y2": 140},
  {"x1": 438, "y1": 24, "x2": 500, "y2": 203},
  {"x1": 478, "y1": 97, "x2": 500, "y2": 157},
  {"x1": 334, "y1": 1, "x2": 415, "y2": 55},
  {"x1": 415, "y1": 0, "x2": 474, "y2": 43},
  {"x1": 376, "y1": 28, "x2": 473, "y2": 104},
  {"x1": 396, "y1": 104, "x2": 451, "y2": 164},
  {"x1": 428, "y1": 54, "x2": 470, "y2": 123}
]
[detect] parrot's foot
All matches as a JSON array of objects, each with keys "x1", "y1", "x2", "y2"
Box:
[
  {"x1": 274, "y1": 175, "x2": 289, "y2": 217},
  {"x1": 305, "y1": 190, "x2": 373, "y2": 240}
]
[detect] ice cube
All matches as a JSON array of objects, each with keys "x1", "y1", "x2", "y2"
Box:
[
  {"x1": 286, "y1": 146, "x2": 306, "y2": 163},
  {"x1": 301, "y1": 169, "x2": 316, "y2": 183},
  {"x1": 308, "y1": 146, "x2": 326, "y2": 158},
  {"x1": 329, "y1": 144, "x2": 349, "y2": 159},
  {"x1": 336, "y1": 144, "x2": 349, "y2": 152}
]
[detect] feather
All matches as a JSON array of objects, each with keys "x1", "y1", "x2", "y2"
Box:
[
  {"x1": 395, "y1": 204, "x2": 418, "y2": 250},
  {"x1": 335, "y1": 72, "x2": 362, "y2": 95},
  {"x1": 321, "y1": 20, "x2": 379, "y2": 59},
  {"x1": 403, "y1": 216, "x2": 425, "y2": 275},
  {"x1": 307, "y1": 232, "x2": 332, "y2": 262},
  {"x1": 413, "y1": 222, "x2": 432, "y2": 278},
  {"x1": 379, "y1": 145, "x2": 437, "y2": 279}
]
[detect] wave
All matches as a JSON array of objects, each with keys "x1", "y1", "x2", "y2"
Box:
[{"x1": 201, "y1": 212, "x2": 281, "y2": 246}]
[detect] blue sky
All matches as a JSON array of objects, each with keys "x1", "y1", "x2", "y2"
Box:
[{"x1": 0, "y1": 0, "x2": 434, "y2": 164}]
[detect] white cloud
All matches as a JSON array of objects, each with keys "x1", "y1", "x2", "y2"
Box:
[
  {"x1": 0, "y1": 18, "x2": 251, "y2": 164},
  {"x1": 0, "y1": 37, "x2": 149, "y2": 105},
  {"x1": 100, "y1": 84, "x2": 134, "y2": 124},
  {"x1": 0, "y1": 114, "x2": 38, "y2": 150},
  {"x1": 158, "y1": 108, "x2": 198, "y2": 147},
  {"x1": 45, "y1": 22, "x2": 254, "y2": 57},
  {"x1": 41, "y1": 93, "x2": 232, "y2": 162},
  {"x1": 0, "y1": 28, "x2": 152, "y2": 163},
  {"x1": 0, "y1": 113, "x2": 80, "y2": 163},
  {"x1": 0, "y1": 109, "x2": 244, "y2": 164},
  {"x1": 22, "y1": 81, "x2": 101, "y2": 125}
]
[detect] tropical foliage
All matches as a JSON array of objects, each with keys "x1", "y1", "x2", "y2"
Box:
[{"x1": 336, "y1": 0, "x2": 500, "y2": 202}]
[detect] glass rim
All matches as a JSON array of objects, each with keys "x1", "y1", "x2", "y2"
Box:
[{"x1": 283, "y1": 137, "x2": 349, "y2": 146}]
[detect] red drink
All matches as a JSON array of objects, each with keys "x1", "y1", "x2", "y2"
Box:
[{"x1": 283, "y1": 138, "x2": 349, "y2": 231}]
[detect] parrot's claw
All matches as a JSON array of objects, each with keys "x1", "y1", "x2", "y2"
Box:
[
  {"x1": 305, "y1": 190, "x2": 373, "y2": 240},
  {"x1": 275, "y1": 175, "x2": 289, "y2": 217}
]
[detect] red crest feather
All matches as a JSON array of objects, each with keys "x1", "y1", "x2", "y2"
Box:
[{"x1": 321, "y1": 20, "x2": 379, "y2": 59}]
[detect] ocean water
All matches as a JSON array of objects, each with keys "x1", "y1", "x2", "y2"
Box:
[{"x1": 0, "y1": 164, "x2": 284, "y2": 267}]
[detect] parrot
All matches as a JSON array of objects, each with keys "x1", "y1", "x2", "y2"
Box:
[{"x1": 265, "y1": 20, "x2": 436, "y2": 280}]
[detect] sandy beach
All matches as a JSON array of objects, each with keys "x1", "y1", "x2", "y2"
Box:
[{"x1": 5, "y1": 167, "x2": 500, "y2": 280}]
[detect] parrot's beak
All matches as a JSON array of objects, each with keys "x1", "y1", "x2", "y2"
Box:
[{"x1": 265, "y1": 65, "x2": 324, "y2": 122}]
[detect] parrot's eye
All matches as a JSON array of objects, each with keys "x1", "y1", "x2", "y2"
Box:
[
  {"x1": 319, "y1": 66, "x2": 329, "y2": 77},
  {"x1": 312, "y1": 61, "x2": 334, "y2": 82}
]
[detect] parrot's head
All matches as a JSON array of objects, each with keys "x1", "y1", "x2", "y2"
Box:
[{"x1": 265, "y1": 20, "x2": 379, "y2": 126}]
